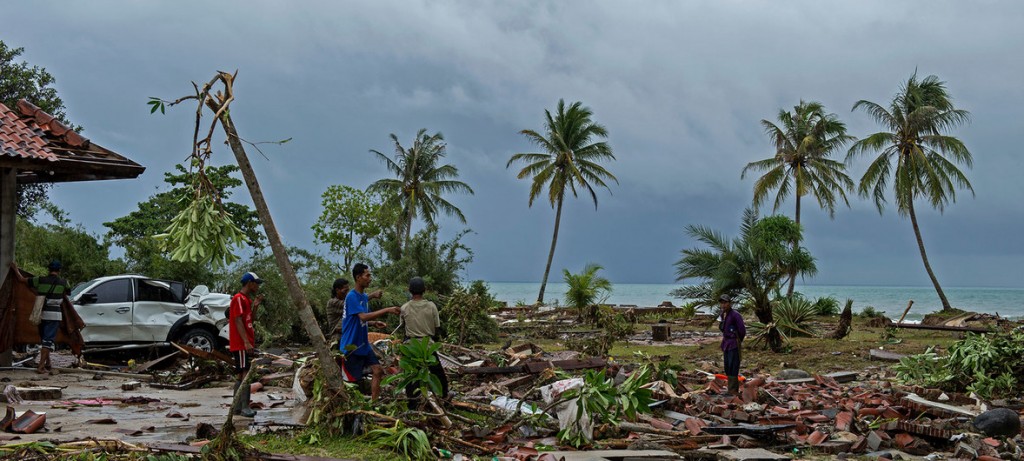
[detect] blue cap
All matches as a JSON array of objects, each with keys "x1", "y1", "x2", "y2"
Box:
[
  {"x1": 48, "y1": 260, "x2": 62, "y2": 271},
  {"x1": 241, "y1": 272, "x2": 263, "y2": 285}
]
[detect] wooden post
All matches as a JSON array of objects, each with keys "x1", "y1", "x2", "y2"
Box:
[
  {"x1": 897, "y1": 300, "x2": 914, "y2": 324},
  {"x1": 1, "y1": 168, "x2": 16, "y2": 367}
]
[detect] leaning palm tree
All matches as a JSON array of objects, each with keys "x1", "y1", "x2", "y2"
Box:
[
  {"x1": 368, "y1": 129, "x2": 474, "y2": 256},
  {"x1": 742, "y1": 101, "x2": 854, "y2": 297},
  {"x1": 847, "y1": 73, "x2": 973, "y2": 311},
  {"x1": 507, "y1": 100, "x2": 617, "y2": 305}
]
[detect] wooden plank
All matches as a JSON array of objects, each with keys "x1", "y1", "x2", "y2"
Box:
[
  {"x1": 524, "y1": 357, "x2": 607, "y2": 373},
  {"x1": 172, "y1": 342, "x2": 233, "y2": 365},
  {"x1": 458, "y1": 365, "x2": 526, "y2": 375},
  {"x1": 892, "y1": 323, "x2": 990, "y2": 333}
]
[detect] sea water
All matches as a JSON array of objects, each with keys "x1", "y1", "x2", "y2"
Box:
[{"x1": 484, "y1": 282, "x2": 1024, "y2": 321}]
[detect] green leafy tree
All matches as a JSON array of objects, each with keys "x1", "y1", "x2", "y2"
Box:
[
  {"x1": 373, "y1": 224, "x2": 473, "y2": 297},
  {"x1": 563, "y1": 263, "x2": 612, "y2": 322},
  {"x1": 742, "y1": 101, "x2": 854, "y2": 296},
  {"x1": 674, "y1": 209, "x2": 816, "y2": 351},
  {"x1": 104, "y1": 164, "x2": 263, "y2": 287},
  {"x1": 367, "y1": 129, "x2": 474, "y2": 256},
  {"x1": 847, "y1": 73, "x2": 973, "y2": 311},
  {"x1": 311, "y1": 184, "x2": 385, "y2": 269},
  {"x1": 0, "y1": 40, "x2": 80, "y2": 219},
  {"x1": 507, "y1": 100, "x2": 617, "y2": 304},
  {"x1": 15, "y1": 212, "x2": 123, "y2": 285}
]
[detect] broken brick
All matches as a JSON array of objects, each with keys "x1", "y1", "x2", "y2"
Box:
[
  {"x1": 835, "y1": 411, "x2": 854, "y2": 432},
  {"x1": 807, "y1": 430, "x2": 828, "y2": 446}
]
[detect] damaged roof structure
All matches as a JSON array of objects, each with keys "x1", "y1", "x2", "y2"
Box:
[{"x1": 0, "y1": 99, "x2": 145, "y2": 367}]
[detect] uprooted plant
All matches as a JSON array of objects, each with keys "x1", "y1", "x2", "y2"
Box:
[
  {"x1": 563, "y1": 304, "x2": 636, "y2": 356},
  {"x1": 557, "y1": 365, "x2": 654, "y2": 447},
  {"x1": 364, "y1": 420, "x2": 433, "y2": 461},
  {"x1": 893, "y1": 331, "x2": 1024, "y2": 399},
  {"x1": 747, "y1": 296, "x2": 818, "y2": 349},
  {"x1": 439, "y1": 282, "x2": 500, "y2": 346}
]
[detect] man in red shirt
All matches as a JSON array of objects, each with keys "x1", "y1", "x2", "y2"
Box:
[{"x1": 230, "y1": 271, "x2": 264, "y2": 417}]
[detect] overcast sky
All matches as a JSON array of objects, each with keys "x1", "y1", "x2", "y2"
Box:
[{"x1": 4, "y1": 1, "x2": 1023, "y2": 288}]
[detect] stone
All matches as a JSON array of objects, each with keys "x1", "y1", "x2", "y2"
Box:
[
  {"x1": 775, "y1": 369, "x2": 811, "y2": 380},
  {"x1": 973, "y1": 408, "x2": 1021, "y2": 437}
]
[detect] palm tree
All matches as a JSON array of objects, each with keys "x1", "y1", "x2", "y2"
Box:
[
  {"x1": 564, "y1": 263, "x2": 612, "y2": 322},
  {"x1": 368, "y1": 129, "x2": 474, "y2": 256},
  {"x1": 507, "y1": 100, "x2": 617, "y2": 305},
  {"x1": 847, "y1": 73, "x2": 973, "y2": 311},
  {"x1": 674, "y1": 209, "x2": 816, "y2": 351},
  {"x1": 742, "y1": 101, "x2": 854, "y2": 297}
]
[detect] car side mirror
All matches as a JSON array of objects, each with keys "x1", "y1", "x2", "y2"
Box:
[{"x1": 80, "y1": 293, "x2": 98, "y2": 304}]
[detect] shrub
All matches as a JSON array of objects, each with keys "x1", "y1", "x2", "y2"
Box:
[
  {"x1": 893, "y1": 331, "x2": 1024, "y2": 399},
  {"x1": 859, "y1": 306, "x2": 884, "y2": 318},
  {"x1": 812, "y1": 296, "x2": 840, "y2": 316}
]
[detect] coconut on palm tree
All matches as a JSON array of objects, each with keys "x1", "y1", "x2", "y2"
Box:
[
  {"x1": 847, "y1": 73, "x2": 973, "y2": 311},
  {"x1": 368, "y1": 129, "x2": 474, "y2": 257},
  {"x1": 742, "y1": 101, "x2": 854, "y2": 297},
  {"x1": 507, "y1": 100, "x2": 617, "y2": 305}
]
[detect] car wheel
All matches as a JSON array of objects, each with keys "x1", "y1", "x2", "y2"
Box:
[{"x1": 180, "y1": 328, "x2": 216, "y2": 352}]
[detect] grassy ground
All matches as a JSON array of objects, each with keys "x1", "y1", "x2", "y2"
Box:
[
  {"x1": 491, "y1": 314, "x2": 963, "y2": 375},
  {"x1": 241, "y1": 431, "x2": 397, "y2": 461}
]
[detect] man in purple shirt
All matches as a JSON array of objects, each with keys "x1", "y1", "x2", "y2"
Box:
[{"x1": 718, "y1": 294, "x2": 746, "y2": 395}]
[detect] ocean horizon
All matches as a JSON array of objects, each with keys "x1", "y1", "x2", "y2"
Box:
[{"x1": 483, "y1": 281, "x2": 1024, "y2": 321}]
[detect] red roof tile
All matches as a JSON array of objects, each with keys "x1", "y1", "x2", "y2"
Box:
[{"x1": 0, "y1": 99, "x2": 144, "y2": 183}]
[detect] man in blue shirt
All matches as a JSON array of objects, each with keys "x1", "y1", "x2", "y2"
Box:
[
  {"x1": 340, "y1": 263, "x2": 399, "y2": 402},
  {"x1": 718, "y1": 294, "x2": 746, "y2": 395}
]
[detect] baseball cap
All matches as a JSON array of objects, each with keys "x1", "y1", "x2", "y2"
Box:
[
  {"x1": 718, "y1": 294, "x2": 732, "y2": 302},
  {"x1": 241, "y1": 272, "x2": 264, "y2": 285}
]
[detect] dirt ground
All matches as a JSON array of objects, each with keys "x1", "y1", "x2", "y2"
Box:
[{"x1": 1, "y1": 351, "x2": 304, "y2": 445}]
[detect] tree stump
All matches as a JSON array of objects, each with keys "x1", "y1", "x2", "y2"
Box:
[{"x1": 652, "y1": 324, "x2": 671, "y2": 342}]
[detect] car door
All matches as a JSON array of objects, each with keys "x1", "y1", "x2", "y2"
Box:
[
  {"x1": 76, "y1": 278, "x2": 134, "y2": 343},
  {"x1": 133, "y1": 279, "x2": 187, "y2": 342}
]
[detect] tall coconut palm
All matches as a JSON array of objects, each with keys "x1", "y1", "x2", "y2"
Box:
[
  {"x1": 847, "y1": 73, "x2": 973, "y2": 311},
  {"x1": 368, "y1": 129, "x2": 474, "y2": 256},
  {"x1": 742, "y1": 101, "x2": 854, "y2": 297},
  {"x1": 507, "y1": 100, "x2": 617, "y2": 305}
]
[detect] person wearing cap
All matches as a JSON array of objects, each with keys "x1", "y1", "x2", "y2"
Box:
[
  {"x1": 325, "y1": 278, "x2": 350, "y2": 343},
  {"x1": 229, "y1": 271, "x2": 265, "y2": 417},
  {"x1": 9, "y1": 260, "x2": 69, "y2": 374},
  {"x1": 718, "y1": 293, "x2": 746, "y2": 395},
  {"x1": 400, "y1": 276, "x2": 449, "y2": 408},
  {"x1": 340, "y1": 263, "x2": 399, "y2": 402}
]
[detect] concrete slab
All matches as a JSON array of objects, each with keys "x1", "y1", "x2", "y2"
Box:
[
  {"x1": 0, "y1": 366, "x2": 301, "y2": 444},
  {"x1": 698, "y1": 448, "x2": 790, "y2": 461},
  {"x1": 542, "y1": 449, "x2": 681, "y2": 461}
]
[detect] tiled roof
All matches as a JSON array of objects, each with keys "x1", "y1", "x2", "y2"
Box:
[{"x1": 0, "y1": 99, "x2": 144, "y2": 183}]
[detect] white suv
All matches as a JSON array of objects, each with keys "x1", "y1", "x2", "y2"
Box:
[{"x1": 70, "y1": 275, "x2": 228, "y2": 352}]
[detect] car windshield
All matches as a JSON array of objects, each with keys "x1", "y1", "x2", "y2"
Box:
[{"x1": 70, "y1": 280, "x2": 96, "y2": 298}]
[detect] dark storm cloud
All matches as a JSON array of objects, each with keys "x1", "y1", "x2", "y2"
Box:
[{"x1": 3, "y1": 1, "x2": 1022, "y2": 287}]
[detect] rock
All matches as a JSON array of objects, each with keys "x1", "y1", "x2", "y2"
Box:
[
  {"x1": 973, "y1": 408, "x2": 1021, "y2": 437},
  {"x1": 776, "y1": 369, "x2": 812, "y2": 380}
]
